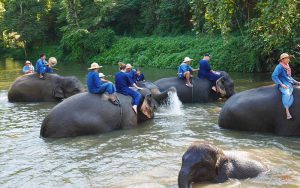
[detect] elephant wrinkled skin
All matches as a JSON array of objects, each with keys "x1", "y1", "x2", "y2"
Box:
[
  {"x1": 178, "y1": 142, "x2": 268, "y2": 188},
  {"x1": 154, "y1": 71, "x2": 234, "y2": 103},
  {"x1": 8, "y1": 74, "x2": 84, "y2": 102}
]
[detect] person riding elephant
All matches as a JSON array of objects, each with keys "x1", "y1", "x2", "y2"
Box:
[
  {"x1": 178, "y1": 142, "x2": 268, "y2": 188},
  {"x1": 198, "y1": 53, "x2": 224, "y2": 94},
  {"x1": 40, "y1": 87, "x2": 170, "y2": 138},
  {"x1": 36, "y1": 53, "x2": 54, "y2": 80},
  {"x1": 177, "y1": 57, "x2": 198, "y2": 88},
  {"x1": 154, "y1": 71, "x2": 234, "y2": 103},
  {"x1": 272, "y1": 53, "x2": 300, "y2": 120},
  {"x1": 8, "y1": 73, "x2": 84, "y2": 102},
  {"x1": 87, "y1": 62, "x2": 119, "y2": 105},
  {"x1": 218, "y1": 85, "x2": 300, "y2": 136}
]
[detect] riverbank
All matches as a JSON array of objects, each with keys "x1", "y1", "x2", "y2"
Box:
[{"x1": 1, "y1": 35, "x2": 263, "y2": 72}]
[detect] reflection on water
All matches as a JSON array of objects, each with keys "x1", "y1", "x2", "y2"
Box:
[{"x1": 0, "y1": 58, "x2": 300, "y2": 187}]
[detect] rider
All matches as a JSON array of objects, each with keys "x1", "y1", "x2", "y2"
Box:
[
  {"x1": 134, "y1": 68, "x2": 145, "y2": 82},
  {"x1": 87, "y1": 62, "x2": 119, "y2": 105},
  {"x1": 36, "y1": 53, "x2": 53, "y2": 79},
  {"x1": 115, "y1": 62, "x2": 143, "y2": 114},
  {"x1": 23, "y1": 60, "x2": 34, "y2": 74},
  {"x1": 198, "y1": 53, "x2": 222, "y2": 92},
  {"x1": 178, "y1": 57, "x2": 198, "y2": 87}
]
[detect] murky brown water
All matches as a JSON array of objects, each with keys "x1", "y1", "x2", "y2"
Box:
[{"x1": 0, "y1": 58, "x2": 300, "y2": 187}]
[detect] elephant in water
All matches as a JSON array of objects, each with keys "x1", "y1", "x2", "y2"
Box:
[
  {"x1": 41, "y1": 87, "x2": 175, "y2": 138},
  {"x1": 219, "y1": 85, "x2": 300, "y2": 136},
  {"x1": 178, "y1": 142, "x2": 268, "y2": 188},
  {"x1": 8, "y1": 74, "x2": 84, "y2": 102},
  {"x1": 154, "y1": 71, "x2": 234, "y2": 103}
]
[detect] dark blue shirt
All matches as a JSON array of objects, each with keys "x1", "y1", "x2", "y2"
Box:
[
  {"x1": 126, "y1": 69, "x2": 136, "y2": 82},
  {"x1": 134, "y1": 73, "x2": 145, "y2": 82},
  {"x1": 87, "y1": 71, "x2": 103, "y2": 94},
  {"x1": 115, "y1": 71, "x2": 134, "y2": 95},
  {"x1": 198, "y1": 59, "x2": 211, "y2": 78}
]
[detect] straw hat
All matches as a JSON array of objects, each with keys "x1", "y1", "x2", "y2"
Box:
[
  {"x1": 126, "y1": 64, "x2": 132, "y2": 69},
  {"x1": 25, "y1": 60, "x2": 31, "y2": 64},
  {"x1": 98, "y1": 73, "x2": 105, "y2": 78},
  {"x1": 279, "y1": 53, "x2": 291, "y2": 61},
  {"x1": 183, "y1": 57, "x2": 193, "y2": 63},
  {"x1": 88, "y1": 62, "x2": 102, "y2": 70},
  {"x1": 48, "y1": 57, "x2": 57, "y2": 67}
]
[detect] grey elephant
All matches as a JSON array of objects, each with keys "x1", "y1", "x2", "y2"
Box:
[
  {"x1": 154, "y1": 71, "x2": 234, "y2": 103},
  {"x1": 178, "y1": 142, "x2": 268, "y2": 188},
  {"x1": 8, "y1": 74, "x2": 84, "y2": 102},
  {"x1": 219, "y1": 85, "x2": 300, "y2": 136},
  {"x1": 41, "y1": 87, "x2": 174, "y2": 138}
]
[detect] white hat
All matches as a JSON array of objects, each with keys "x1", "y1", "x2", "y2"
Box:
[
  {"x1": 279, "y1": 53, "x2": 291, "y2": 61},
  {"x1": 126, "y1": 64, "x2": 132, "y2": 69},
  {"x1": 88, "y1": 62, "x2": 102, "y2": 70},
  {"x1": 98, "y1": 73, "x2": 105, "y2": 78},
  {"x1": 25, "y1": 60, "x2": 31, "y2": 64},
  {"x1": 48, "y1": 57, "x2": 57, "y2": 67},
  {"x1": 183, "y1": 57, "x2": 193, "y2": 63}
]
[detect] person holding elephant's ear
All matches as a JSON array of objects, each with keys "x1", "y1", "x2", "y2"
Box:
[
  {"x1": 272, "y1": 53, "x2": 300, "y2": 120},
  {"x1": 115, "y1": 62, "x2": 143, "y2": 114},
  {"x1": 87, "y1": 62, "x2": 119, "y2": 105},
  {"x1": 178, "y1": 57, "x2": 198, "y2": 88}
]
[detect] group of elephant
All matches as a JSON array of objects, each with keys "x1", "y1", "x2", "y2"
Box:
[{"x1": 8, "y1": 71, "x2": 299, "y2": 187}]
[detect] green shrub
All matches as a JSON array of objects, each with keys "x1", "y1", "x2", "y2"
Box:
[{"x1": 94, "y1": 35, "x2": 260, "y2": 72}]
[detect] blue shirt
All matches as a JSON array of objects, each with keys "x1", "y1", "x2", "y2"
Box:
[
  {"x1": 36, "y1": 58, "x2": 46, "y2": 74},
  {"x1": 134, "y1": 73, "x2": 145, "y2": 82},
  {"x1": 178, "y1": 63, "x2": 192, "y2": 78},
  {"x1": 23, "y1": 65, "x2": 34, "y2": 73},
  {"x1": 272, "y1": 64, "x2": 296, "y2": 86},
  {"x1": 126, "y1": 69, "x2": 136, "y2": 82},
  {"x1": 87, "y1": 71, "x2": 103, "y2": 94},
  {"x1": 198, "y1": 59, "x2": 212, "y2": 78},
  {"x1": 115, "y1": 71, "x2": 134, "y2": 95}
]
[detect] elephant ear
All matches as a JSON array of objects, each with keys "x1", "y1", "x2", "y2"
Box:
[
  {"x1": 216, "y1": 77, "x2": 226, "y2": 96},
  {"x1": 140, "y1": 96, "x2": 153, "y2": 119},
  {"x1": 53, "y1": 86, "x2": 64, "y2": 99}
]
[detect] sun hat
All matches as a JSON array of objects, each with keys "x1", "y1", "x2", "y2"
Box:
[
  {"x1": 98, "y1": 73, "x2": 105, "y2": 78},
  {"x1": 88, "y1": 62, "x2": 102, "y2": 70},
  {"x1": 48, "y1": 57, "x2": 57, "y2": 67},
  {"x1": 126, "y1": 64, "x2": 132, "y2": 69},
  {"x1": 25, "y1": 60, "x2": 31, "y2": 64},
  {"x1": 279, "y1": 53, "x2": 291, "y2": 61},
  {"x1": 183, "y1": 57, "x2": 193, "y2": 63}
]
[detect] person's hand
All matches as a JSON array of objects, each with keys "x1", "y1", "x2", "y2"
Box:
[
  {"x1": 296, "y1": 81, "x2": 300, "y2": 86},
  {"x1": 281, "y1": 84, "x2": 288, "y2": 89},
  {"x1": 137, "y1": 87, "x2": 143, "y2": 90}
]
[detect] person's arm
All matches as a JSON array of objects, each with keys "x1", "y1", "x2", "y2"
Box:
[
  {"x1": 272, "y1": 65, "x2": 287, "y2": 88},
  {"x1": 93, "y1": 73, "x2": 102, "y2": 87},
  {"x1": 127, "y1": 74, "x2": 142, "y2": 89}
]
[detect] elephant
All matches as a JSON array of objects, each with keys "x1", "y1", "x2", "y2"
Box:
[
  {"x1": 154, "y1": 71, "x2": 234, "y2": 103},
  {"x1": 178, "y1": 142, "x2": 268, "y2": 188},
  {"x1": 8, "y1": 73, "x2": 84, "y2": 102},
  {"x1": 219, "y1": 85, "x2": 300, "y2": 136},
  {"x1": 40, "y1": 87, "x2": 175, "y2": 138}
]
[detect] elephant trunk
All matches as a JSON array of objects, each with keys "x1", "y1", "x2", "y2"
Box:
[
  {"x1": 153, "y1": 86, "x2": 176, "y2": 104},
  {"x1": 178, "y1": 169, "x2": 191, "y2": 188}
]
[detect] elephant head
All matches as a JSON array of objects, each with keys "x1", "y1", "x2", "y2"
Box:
[
  {"x1": 178, "y1": 142, "x2": 223, "y2": 188},
  {"x1": 53, "y1": 76, "x2": 85, "y2": 100},
  {"x1": 137, "y1": 88, "x2": 158, "y2": 122},
  {"x1": 217, "y1": 71, "x2": 235, "y2": 98},
  {"x1": 136, "y1": 81, "x2": 177, "y2": 104}
]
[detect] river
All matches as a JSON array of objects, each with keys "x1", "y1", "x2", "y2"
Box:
[{"x1": 0, "y1": 58, "x2": 300, "y2": 187}]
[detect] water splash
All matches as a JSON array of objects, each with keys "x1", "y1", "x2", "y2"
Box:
[{"x1": 158, "y1": 91, "x2": 184, "y2": 116}]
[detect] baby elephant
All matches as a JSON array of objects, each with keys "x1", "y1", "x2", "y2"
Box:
[{"x1": 178, "y1": 142, "x2": 268, "y2": 188}]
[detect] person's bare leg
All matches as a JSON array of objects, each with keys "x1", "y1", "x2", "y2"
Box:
[
  {"x1": 185, "y1": 72, "x2": 193, "y2": 87},
  {"x1": 286, "y1": 107, "x2": 292, "y2": 119}
]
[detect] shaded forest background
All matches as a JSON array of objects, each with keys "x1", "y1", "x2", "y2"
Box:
[{"x1": 0, "y1": 0, "x2": 299, "y2": 72}]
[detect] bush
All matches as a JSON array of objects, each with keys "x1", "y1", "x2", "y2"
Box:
[{"x1": 94, "y1": 35, "x2": 260, "y2": 72}]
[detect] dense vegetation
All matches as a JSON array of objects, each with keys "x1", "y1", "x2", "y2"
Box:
[{"x1": 0, "y1": 0, "x2": 299, "y2": 72}]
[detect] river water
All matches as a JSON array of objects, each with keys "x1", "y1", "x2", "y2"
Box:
[{"x1": 0, "y1": 58, "x2": 300, "y2": 187}]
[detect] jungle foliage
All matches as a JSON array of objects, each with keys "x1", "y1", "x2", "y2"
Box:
[{"x1": 0, "y1": 0, "x2": 299, "y2": 72}]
